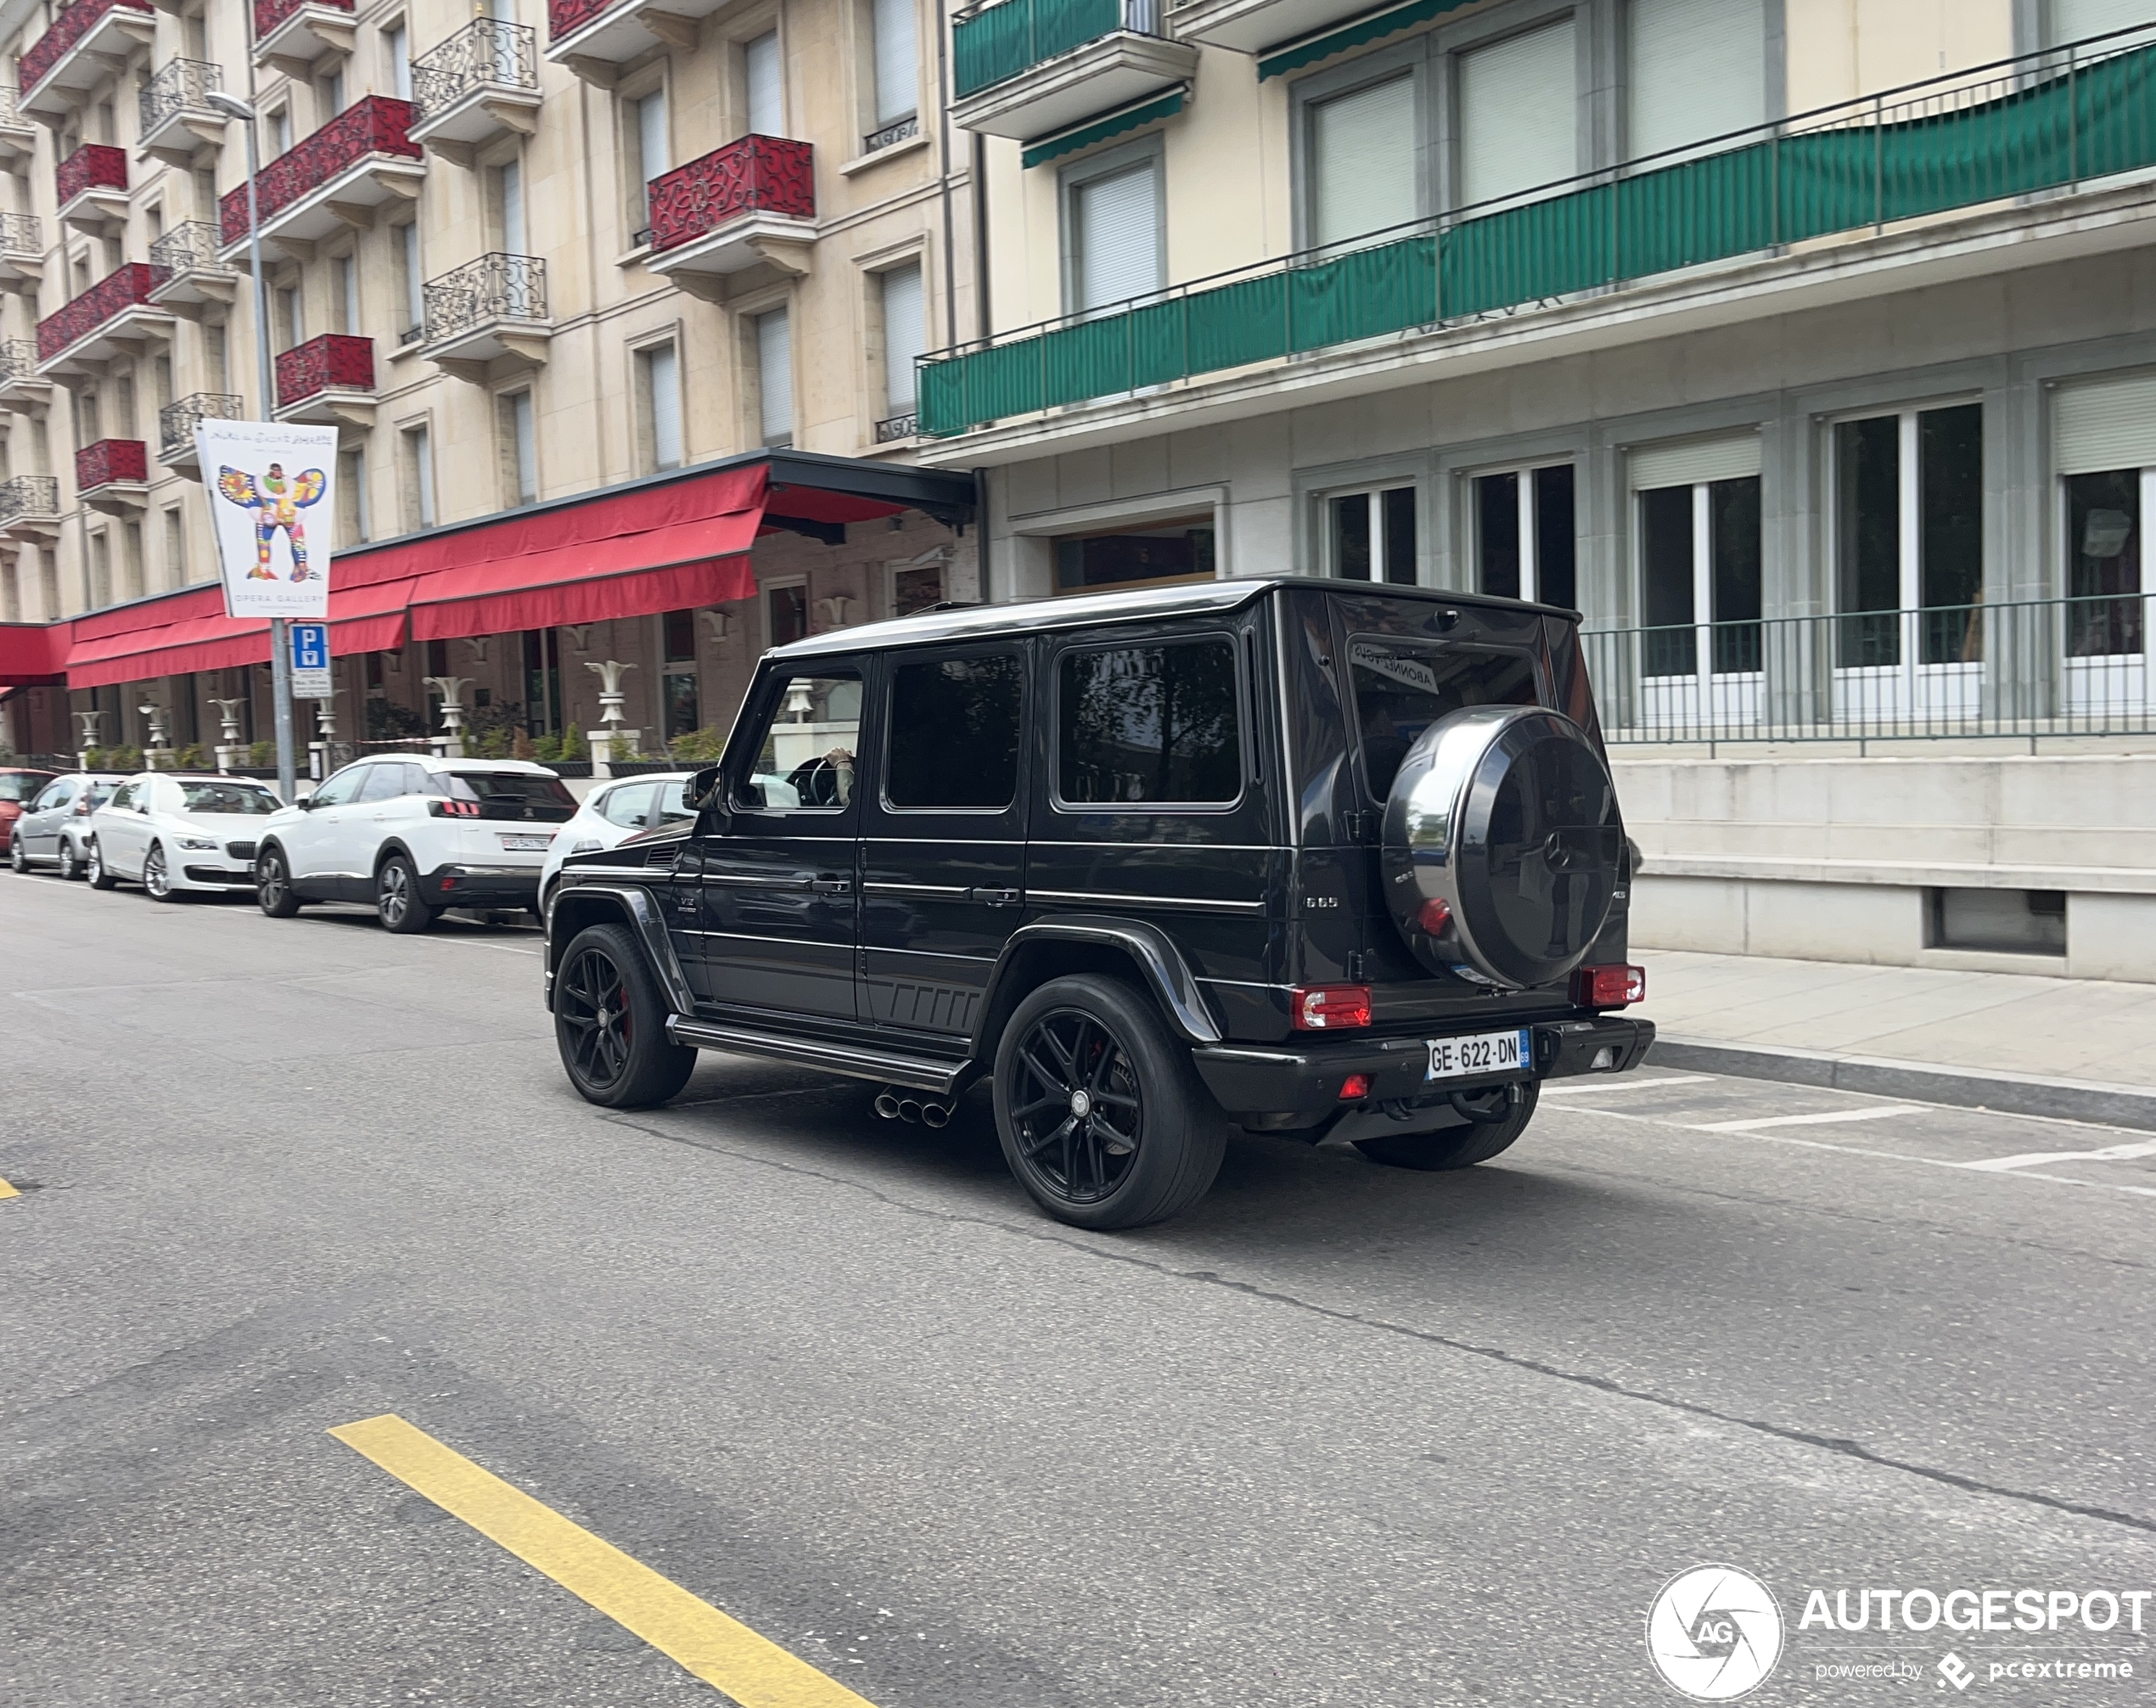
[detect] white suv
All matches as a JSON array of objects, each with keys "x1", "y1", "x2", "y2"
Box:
[{"x1": 254, "y1": 755, "x2": 577, "y2": 933}]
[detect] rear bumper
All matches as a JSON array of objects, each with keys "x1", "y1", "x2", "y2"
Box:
[
  {"x1": 422, "y1": 862, "x2": 542, "y2": 908},
  {"x1": 1191, "y1": 1014, "x2": 1655, "y2": 1123}
]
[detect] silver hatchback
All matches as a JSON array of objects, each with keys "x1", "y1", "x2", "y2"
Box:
[{"x1": 8, "y1": 773, "x2": 129, "y2": 879}]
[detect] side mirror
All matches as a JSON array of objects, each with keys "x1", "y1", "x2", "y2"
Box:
[{"x1": 684, "y1": 766, "x2": 722, "y2": 813}]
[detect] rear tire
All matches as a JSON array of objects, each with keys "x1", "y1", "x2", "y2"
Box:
[
  {"x1": 1354, "y1": 1082, "x2": 1539, "y2": 1171},
  {"x1": 255, "y1": 846, "x2": 303, "y2": 918},
  {"x1": 86, "y1": 838, "x2": 116, "y2": 890},
  {"x1": 992, "y1": 974, "x2": 1227, "y2": 1230},
  {"x1": 554, "y1": 923, "x2": 696, "y2": 1108},
  {"x1": 8, "y1": 835, "x2": 25, "y2": 874},
  {"x1": 376, "y1": 854, "x2": 438, "y2": 935}
]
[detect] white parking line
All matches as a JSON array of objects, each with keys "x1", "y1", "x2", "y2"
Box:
[
  {"x1": 1962, "y1": 1137, "x2": 2156, "y2": 1172},
  {"x1": 1694, "y1": 1106, "x2": 1922, "y2": 1133},
  {"x1": 1539, "y1": 1075, "x2": 1711, "y2": 1098}
]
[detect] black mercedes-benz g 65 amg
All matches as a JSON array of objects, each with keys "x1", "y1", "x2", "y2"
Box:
[{"x1": 545, "y1": 577, "x2": 1651, "y2": 1229}]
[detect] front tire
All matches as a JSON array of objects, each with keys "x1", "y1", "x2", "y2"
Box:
[
  {"x1": 376, "y1": 854, "x2": 438, "y2": 935},
  {"x1": 992, "y1": 975, "x2": 1227, "y2": 1230},
  {"x1": 55, "y1": 838, "x2": 81, "y2": 881},
  {"x1": 143, "y1": 842, "x2": 177, "y2": 902},
  {"x1": 86, "y1": 838, "x2": 116, "y2": 890},
  {"x1": 255, "y1": 846, "x2": 303, "y2": 918},
  {"x1": 8, "y1": 835, "x2": 25, "y2": 874},
  {"x1": 553, "y1": 923, "x2": 696, "y2": 1108},
  {"x1": 1354, "y1": 1082, "x2": 1540, "y2": 1171}
]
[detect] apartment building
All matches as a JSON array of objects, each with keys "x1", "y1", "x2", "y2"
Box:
[
  {"x1": 0, "y1": 0, "x2": 978, "y2": 761},
  {"x1": 918, "y1": 0, "x2": 2156, "y2": 980}
]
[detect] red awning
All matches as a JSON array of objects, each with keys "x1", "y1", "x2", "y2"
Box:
[{"x1": 0, "y1": 622, "x2": 65, "y2": 687}]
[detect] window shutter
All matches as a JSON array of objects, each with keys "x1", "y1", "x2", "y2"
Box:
[
  {"x1": 2055, "y1": 373, "x2": 2156, "y2": 474},
  {"x1": 647, "y1": 345, "x2": 682, "y2": 469},
  {"x1": 758, "y1": 309, "x2": 793, "y2": 445},
  {"x1": 747, "y1": 32, "x2": 783, "y2": 136},
  {"x1": 1627, "y1": 0, "x2": 1766, "y2": 160},
  {"x1": 1074, "y1": 160, "x2": 1159, "y2": 312},
  {"x1": 499, "y1": 158, "x2": 525, "y2": 256},
  {"x1": 2050, "y1": 0, "x2": 2156, "y2": 46},
  {"x1": 873, "y1": 0, "x2": 918, "y2": 126},
  {"x1": 1457, "y1": 17, "x2": 1575, "y2": 206},
  {"x1": 1310, "y1": 73, "x2": 1417, "y2": 249},
  {"x1": 1627, "y1": 433, "x2": 1762, "y2": 491},
  {"x1": 637, "y1": 90, "x2": 667, "y2": 178},
  {"x1": 881, "y1": 263, "x2": 924, "y2": 411}
]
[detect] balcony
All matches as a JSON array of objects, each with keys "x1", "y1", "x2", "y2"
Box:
[
  {"x1": 545, "y1": 0, "x2": 734, "y2": 81},
  {"x1": 138, "y1": 58, "x2": 227, "y2": 166},
  {"x1": 36, "y1": 262, "x2": 173, "y2": 375},
  {"x1": 158, "y1": 390, "x2": 243, "y2": 473},
  {"x1": 0, "y1": 85, "x2": 37, "y2": 162},
  {"x1": 951, "y1": 0, "x2": 1193, "y2": 141},
  {"x1": 420, "y1": 253, "x2": 550, "y2": 379},
  {"x1": 0, "y1": 475, "x2": 61, "y2": 540},
  {"x1": 0, "y1": 212, "x2": 43, "y2": 289},
  {"x1": 56, "y1": 142, "x2": 126, "y2": 233},
  {"x1": 274, "y1": 333, "x2": 374, "y2": 429},
  {"x1": 0, "y1": 339, "x2": 51, "y2": 413},
  {"x1": 641, "y1": 136, "x2": 816, "y2": 298},
  {"x1": 148, "y1": 221, "x2": 239, "y2": 317},
  {"x1": 76, "y1": 438, "x2": 149, "y2": 512},
  {"x1": 218, "y1": 97, "x2": 424, "y2": 258},
  {"x1": 409, "y1": 19, "x2": 540, "y2": 162},
  {"x1": 918, "y1": 33, "x2": 2156, "y2": 446},
  {"x1": 253, "y1": 0, "x2": 356, "y2": 76},
  {"x1": 1165, "y1": 0, "x2": 1371, "y2": 54},
  {"x1": 19, "y1": 0, "x2": 158, "y2": 122}
]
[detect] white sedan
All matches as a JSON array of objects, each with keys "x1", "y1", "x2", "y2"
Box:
[
  {"x1": 538, "y1": 772, "x2": 699, "y2": 914},
  {"x1": 87, "y1": 773, "x2": 284, "y2": 901}
]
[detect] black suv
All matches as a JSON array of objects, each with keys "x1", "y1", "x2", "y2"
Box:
[{"x1": 545, "y1": 578, "x2": 1651, "y2": 1228}]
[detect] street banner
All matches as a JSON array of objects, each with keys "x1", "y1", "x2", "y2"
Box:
[
  {"x1": 289, "y1": 622, "x2": 333, "y2": 699},
  {"x1": 194, "y1": 419, "x2": 336, "y2": 621}
]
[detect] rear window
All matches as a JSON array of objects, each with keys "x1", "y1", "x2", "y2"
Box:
[
  {"x1": 1349, "y1": 639, "x2": 1541, "y2": 800},
  {"x1": 435, "y1": 769, "x2": 577, "y2": 822},
  {"x1": 175, "y1": 780, "x2": 278, "y2": 815},
  {"x1": 1058, "y1": 638, "x2": 1240, "y2": 806}
]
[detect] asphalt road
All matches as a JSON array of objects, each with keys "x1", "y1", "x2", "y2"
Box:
[{"x1": 3, "y1": 871, "x2": 2153, "y2": 1706}]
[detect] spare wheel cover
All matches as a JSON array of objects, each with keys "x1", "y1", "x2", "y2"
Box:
[{"x1": 1379, "y1": 705, "x2": 1624, "y2": 989}]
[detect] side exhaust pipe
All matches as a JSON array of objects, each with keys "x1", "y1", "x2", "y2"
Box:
[{"x1": 874, "y1": 1086, "x2": 953, "y2": 1126}]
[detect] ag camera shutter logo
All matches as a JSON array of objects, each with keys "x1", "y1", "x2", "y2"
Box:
[{"x1": 1646, "y1": 1565, "x2": 1784, "y2": 1700}]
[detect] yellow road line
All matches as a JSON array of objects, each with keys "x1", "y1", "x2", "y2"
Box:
[
  {"x1": 329, "y1": 1413, "x2": 879, "y2": 1708},
  {"x1": 0, "y1": 1177, "x2": 18, "y2": 1200}
]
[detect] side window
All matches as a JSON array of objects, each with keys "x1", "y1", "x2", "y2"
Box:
[
  {"x1": 311, "y1": 767, "x2": 368, "y2": 808},
  {"x1": 1057, "y1": 638, "x2": 1241, "y2": 807},
  {"x1": 357, "y1": 766, "x2": 408, "y2": 803},
  {"x1": 109, "y1": 782, "x2": 138, "y2": 812},
  {"x1": 600, "y1": 782, "x2": 656, "y2": 828},
  {"x1": 884, "y1": 652, "x2": 1023, "y2": 811},
  {"x1": 34, "y1": 779, "x2": 73, "y2": 812},
  {"x1": 735, "y1": 671, "x2": 862, "y2": 812}
]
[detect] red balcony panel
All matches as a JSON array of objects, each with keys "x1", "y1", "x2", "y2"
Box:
[
  {"x1": 37, "y1": 262, "x2": 156, "y2": 363},
  {"x1": 647, "y1": 136, "x2": 814, "y2": 254},
  {"x1": 219, "y1": 97, "x2": 419, "y2": 246},
  {"x1": 56, "y1": 142, "x2": 126, "y2": 205},
  {"x1": 76, "y1": 438, "x2": 149, "y2": 491},
  {"x1": 21, "y1": 0, "x2": 157, "y2": 94},
  {"x1": 255, "y1": 0, "x2": 353, "y2": 41},
  {"x1": 276, "y1": 333, "x2": 374, "y2": 406},
  {"x1": 547, "y1": 0, "x2": 617, "y2": 42}
]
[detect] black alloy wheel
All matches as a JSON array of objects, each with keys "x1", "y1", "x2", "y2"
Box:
[
  {"x1": 376, "y1": 854, "x2": 437, "y2": 935},
  {"x1": 143, "y1": 843, "x2": 176, "y2": 902},
  {"x1": 1006, "y1": 1009, "x2": 1146, "y2": 1205},
  {"x1": 553, "y1": 923, "x2": 696, "y2": 1108},
  {"x1": 86, "y1": 839, "x2": 116, "y2": 891},
  {"x1": 256, "y1": 846, "x2": 303, "y2": 918},
  {"x1": 55, "y1": 838, "x2": 81, "y2": 881}
]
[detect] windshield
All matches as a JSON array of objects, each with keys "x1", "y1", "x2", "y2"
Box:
[
  {"x1": 1349, "y1": 640, "x2": 1541, "y2": 800},
  {"x1": 435, "y1": 769, "x2": 577, "y2": 823},
  {"x1": 0, "y1": 771, "x2": 53, "y2": 803},
  {"x1": 176, "y1": 780, "x2": 279, "y2": 816}
]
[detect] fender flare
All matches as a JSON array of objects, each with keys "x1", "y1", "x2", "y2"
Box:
[
  {"x1": 976, "y1": 915, "x2": 1223, "y2": 1049},
  {"x1": 545, "y1": 882, "x2": 696, "y2": 1016}
]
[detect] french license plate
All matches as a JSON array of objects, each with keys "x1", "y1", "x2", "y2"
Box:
[
  {"x1": 498, "y1": 834, "x2": 551, "y2": 851},
  {"x1": 1426, "y1": 1028, "x2": 1531, "y2": 1082}
]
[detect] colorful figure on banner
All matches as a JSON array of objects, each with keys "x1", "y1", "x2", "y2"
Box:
[{"x1": 216, "y1": 462, "x2": 327, "y2": 582}]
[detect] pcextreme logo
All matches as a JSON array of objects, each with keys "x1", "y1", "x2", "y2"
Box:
[{"x1": 1646, "y1": 1565, "x2": 1786, "y2": 1700}]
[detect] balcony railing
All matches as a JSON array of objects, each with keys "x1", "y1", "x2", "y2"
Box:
[
  {"x1": 0, "y1": 475, "x2": 59, "y2": 520},
  {"x1": 139, "y1": 57, "x2": 221, "y2": 138},
  {"x1": 20, "y1": 0, "x2": 156, "y2": 93},
  {"x1": 952, "y1": 0, "x2": 1161, "y2": 98},
  {"x1": 863, "y1": 115, "x2": 919, "y2": 153},
  {"x1": 56, "y1": 142, "x2": 126, "y2": 205},
  {"x1": 276, "y1": 333, "x2": 373, "y2": 407},
  {"x1": 159, "y1": 390, "x2": 242, "y2": 458},
  {"x1": 422, "y1": 252, "x2": 547, "y2": 340},
  {"x1": 0, "y1": 211, "x2": 40, "y2": 252},
  {"x1": 547, "y1": 0, "x2": 615, "y2": 43},
  {"x1": 873, "y1": 410, "x2": 918, "y2": 443},
  {"x1": 0, "y1": 83, "x2": 31, "y2": 128},
  {"x1": 76, "y1": 438, "x2": 148, "y2": 492},
  {"x1": 149, "y1": 220, "x2": 223, "y2": 288},
  {"x1": 37, "y1": 262, "x2": 156, "y2": 363},
  {"x1": 255, "y1": 0, "x2": 351, "y2": 40},
  {"x1": 0, "y1": 339, "x2": 37, "y2": 383},
  {"x1": 648, "y1": 135, "x2": 815, "y2": 252},
  {"x1": 921, "y1": 27, "x2": 2156, "y2": 437},
  {"x1": 1585, "y1": 597, "x2": 2156, "y2": 744},
  {"x1": 218, "y1": 96, "x2": 419, "y2": 246},
  {"x1": 412, "y1": 17, "x2": 538, "y2": 119}
]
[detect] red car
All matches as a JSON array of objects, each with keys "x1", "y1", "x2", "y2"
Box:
[{"x1": 0, "y1": 767, "x2": 56, "y2": 856}]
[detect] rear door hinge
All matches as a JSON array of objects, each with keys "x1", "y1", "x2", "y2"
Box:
[{"x1": 1345, "y1": 950, "x2": 1368, "y2": 982}]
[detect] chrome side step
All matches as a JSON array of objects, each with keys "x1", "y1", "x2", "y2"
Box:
[{"x1": 665, "y1": 1017, "x2": 971, "y2": 1095}]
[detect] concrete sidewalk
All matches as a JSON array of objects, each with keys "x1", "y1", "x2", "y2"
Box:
[{"x1": 1637, "y1": 950, "x2": 2156, "y2": 1129}]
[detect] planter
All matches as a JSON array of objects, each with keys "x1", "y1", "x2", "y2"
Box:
[
  {"x1": 541, "y1": 761, "x2": 592, "y2": 778},
  {"x1": 605, "y1": 759, "x2": 685, "y2": 776}
]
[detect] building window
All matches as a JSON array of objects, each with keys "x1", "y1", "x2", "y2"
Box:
[
  {"x1": 661, "y1": 606, "x2": 699, "y2": 739},
  {"x1": 317, "y1": 67, "x2": 345, "y2": 122},
  {"x1": 401, "y1": 424, "x2": 435, "y2": 531},
  {"x1": 1308, "y1": 71, "x2": 1418, "y2": 250},
  {"x1": 338, "y1": 446, "x2": 368, "y2": 543},
  {"x1": 122, "y1": 520, "x2": 143, "y2": 600},
  {"x1": 1328, "y1": 486, "x2": 1418, "y2": 584},
  {"x1": 1064, "y1": 144, "x2": 1161, "y2": 314},
  {"x1": 628, "y1": 87, "x2": 667, "y2": 237},
  {"x1": 396, "y1": 223, "x2": 423, "y2": 337},
  {"x1": 2046, "y1": 0, "x2": 2156, "y2": 51},
  {"x1": 1053, "y1": 516, "x2": 1215, "y2": 594},
  {"x1": 1630, "y1": 437, "x2": 1763, "y2": 680},
  {"x1": 1626, "y1": 0, "x2": 1767, "y2": 161},
  {"x1": 755, "y1": 307, "x2": 793, "y2": 448},
  {"x1": 386, "y1": 22, "x2": 411, "y2": 100},
  {"x1": 90, "y1": 531, "x2": 111, "y2": 607},
  {"x1": 1833, "y1": 404, "x2": 1984, "y2": 666},
  {"x1": 494, "y1": 390, "x2": 536, "y2": 507},
  {"x1": 1457, "y1": 18, "x2": 1575, "y2": 206},
  {"x1": 878, "y1": 261, "x2": 924, "y2": 429},
  {"x1": 768, "y1": 582, "x2": 808, "y2": 648},
  {"x1": 268, "y1": 105, "x2": 291, "y2": 154},
  {"x1": 745, "y1": 30, "x2": 783, "y2": 135},
  {"x1": 275, "y1": 285, "x2": 302, "y2": 351},
  {"x1": 492, "y1": 156, "x2": 525, "y2": 255},
  {"x1": 1474, "y1": 465, "x2": 1575, "y2": 608},
  {"x1": 2062, "y1": 471, "x2": 2147, "y2": 659},
  {"x1": 636, "y1": 341, "x2": 682, "y2": 471},
  {"x1": 334, "y1": 254, "x2": 358, "y2": 334},
  {"x1": 162, "y1": 504, "x2": 184, "y2": 584},
  {"x1": 871, "y1": 0, "x2": 918, "y2": 136}
]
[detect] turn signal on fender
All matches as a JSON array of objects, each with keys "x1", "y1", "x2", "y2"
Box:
[
  {"x1": 1292, "y1": 985, "x2": 1373, "y2": 1030},
  {"x1": 1570, "y1": 964, "x2": 1647, "y2": 1009}
]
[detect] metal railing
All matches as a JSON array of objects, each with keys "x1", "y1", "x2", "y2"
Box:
[
  {"x1": 863, "y1": 114, "x2": 918, "y2": 153},
  {"x1": 647, "y1": 135, "x2": 815, "y2": 251},
  {"x1": 1582, "y1": 596, "x2": 2156, "y2": 744},
  {"x1": 159, "y1": 390, "x2": 241, "y2": 458},
  {"x1": 411, "y1": 17, "x2": 538, "y2": 122},
  {"x1": 0, "y1": 83, "x2": 29, "y2": 129},
  {"x1": 421, "y1": 251, "x2": 547, "y2": 342},
  {"x1": 36, "y1": 261, "x2": 155, "y2": 363},
  {"x1": 953, "y1": 0, "x2": 1161, "y2": 98},
  {"x1": 0, "y1": 211, "x2": 37, "y2": 254},
  {"x1": 20, "y1": 0, "x2": 155, "y2": 94},
  {"x1": 217, "y1": 96, "x2": 418, "y2": 246},
  {"x1": 55, "y1": 140, "x2": 125, "y2": 205},
  {"x1": 275, "y1": 333, "x2": 374, "y2": 405},
  {"x1": 0, "y1": 475, "x2": 58, "y2": 520},
  {"x1": 149, "y1": 219, "x2": 224, "y2": 288},
  {"x1": 920, "y1": 24, "x2": 2156, "y2": 436},
  {"x1": 0, "y1": 339, "x2": 37, "y2": 385},
  {"x1": 139, "y1": 56, "x2": 220, "y2": 138},
  {"x1": 873, "y1": 410, "x2": 918, "y2": 443}
]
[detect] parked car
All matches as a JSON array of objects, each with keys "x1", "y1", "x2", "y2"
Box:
[
  {"x1": 0, "y1": 767, "x2": 56, "y2": 857},
  {"x1": 538, "y1": 773, "x2": 698, "y2": 917},
  {"x1": 253, "y1": 755, "x2": 578, "y2": 933},
  {"x1": 8, "y1": 773, "x2": 129, "y2": 879},
  {"x1": 84, "y1": 774, "x2": 283, "y2": 900},
  {"x1": 544, "y1": 576, "x2": 1653, "y2": 1230}
]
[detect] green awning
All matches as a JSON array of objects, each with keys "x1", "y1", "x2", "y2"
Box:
[
  {"x1": 1257, "y1": 0, "x2": 1476, "y2": 81},
  {"x1": 1021, "y1": 87, "x2": 1187, "y2": 169}
]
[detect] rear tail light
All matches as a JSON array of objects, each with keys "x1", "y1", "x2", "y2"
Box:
[
  {"x1": 1570, "y1": 964, "x2": 1646, "y2": 1009},
  {"x1": 1339, "y1": 1073, "x2": 1371, "y2": 1101},
  {"x1": 426, "y1": 798, "x2": 482, "y2": 818},
  {"x1": 1292, "y1": 985, "x2": 1372, "y2": 1031}
]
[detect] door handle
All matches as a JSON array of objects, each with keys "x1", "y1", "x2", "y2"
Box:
[
  {"x1": 969, "y1": 887, "x2": 1023, "y2": 907},
  {"x1": 810, "y1": 877, "x2": 853, "y2": 894}
]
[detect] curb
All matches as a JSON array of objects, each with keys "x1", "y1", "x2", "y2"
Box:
[{"x1": 1646, "y1": 1035, "x2": 2156, "y2": 1133}]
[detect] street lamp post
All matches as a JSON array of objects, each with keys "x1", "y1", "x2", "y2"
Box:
[{"x1": 204, "y1": 90, "x2": 296, "y2": 806}]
